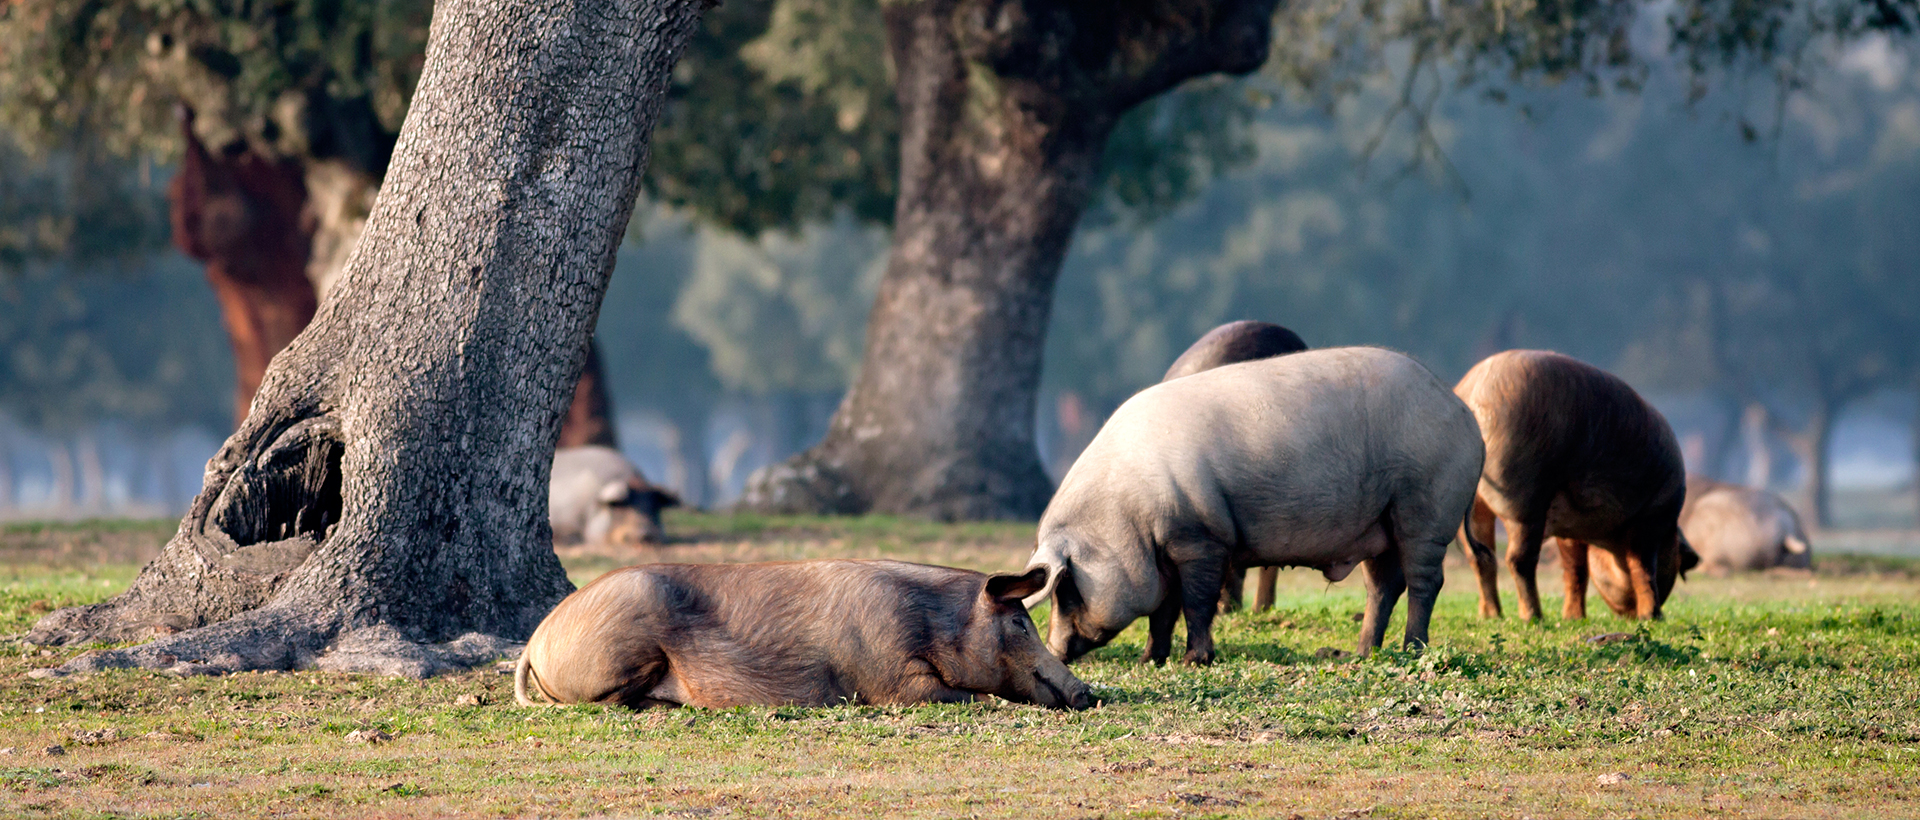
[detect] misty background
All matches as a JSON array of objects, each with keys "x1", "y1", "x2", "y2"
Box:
[{"x1": 2, "y1": 33, "x2": 1915, "y2": 534}]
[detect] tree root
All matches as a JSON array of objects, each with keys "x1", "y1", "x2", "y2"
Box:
[
  {"x1": 26, "y1": 607, "x2": 522, "y2": 680},
  {"x1": 739, "y1": 454, "x2": 862, "y2": 515}
]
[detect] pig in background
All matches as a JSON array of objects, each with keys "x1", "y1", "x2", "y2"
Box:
[
  {"x1": 1159, "y1": 320, "x2": 1310, "y2": 615},
  {"x1": 550, "y1": 445, "x2": 680, "y2": 545},
  {"x1": 515, "y1": 560, "x2": 1093, "y2": 710},
  {"x1": 1028, "y1": 346, "x2": 1486, "y2": 664},
  {"x1": 1679, "y1": 477, "x2": 1811, "y2": 574}
]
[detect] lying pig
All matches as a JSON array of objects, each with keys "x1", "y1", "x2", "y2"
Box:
[
  {"x1": 1678, "y1": 477, "x2": 1810, "y2": 574},
  {"x1": 1026, "y1": 346, "x2": 1485, "y2": 664},
  {"x1": 515, "y1": 560, "x2": 1093, "y2": 710},
  {"x1": 550, "y1": 445, "x2": 680, "y2": 545},
  {"x1": 1454, "y1": 350, "x2": 1696, "y2": 622},
  {"x1": 1161, "y1": 320, "x2": 1310, "y2": 614}
]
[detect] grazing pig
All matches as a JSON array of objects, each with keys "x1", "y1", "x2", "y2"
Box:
[
  {"x1": 1161, "y1": 321, "x2": 1310, "y2": 614},
  {"x1": 1026, "y1": 347, "x2": 1486, "y2": 664},
  {"x1": 515, "y1": 560, "x2": 1093, "y2": 710},
  {"x1": 1678, "y1": 477, "x2": 1810, "y2": 574},
  {"x1": 1453, "y1": 350, "x2": 1696, "y2": 622},
  {"x1": 550, "y1": 445, "x2": 680, "y2": 545}
]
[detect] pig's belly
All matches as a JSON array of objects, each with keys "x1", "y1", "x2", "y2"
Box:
[
  {"x1": 651, "y1": 650, "x2": 853, "y2": 708},
  {"x1": 1242, "y1": 517, "x2": 1391, "y2": 582}
]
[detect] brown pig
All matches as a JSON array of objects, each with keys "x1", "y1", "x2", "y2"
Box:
[
  {"x1": 515, "y1": 560, "x2": 1093, "y2": 710},
  {"x1": 1160, "y1": 321, "x2": 1309, "y2": 615},
  {"x1": 1454, "y1": 350, "x2": 1697, "y2": 622}
]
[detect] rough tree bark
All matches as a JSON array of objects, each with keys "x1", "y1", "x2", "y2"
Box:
[
  {"x1": 742, "y1": 0, "x2": 1281, "y2": 520},
  {"x1": 26, "y1": 0, "x2": 707, "y2": 676}
]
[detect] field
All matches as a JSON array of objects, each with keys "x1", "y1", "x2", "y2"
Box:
[{"x1": 3, "y1": 514, "x2": 1918, "y2": 819}]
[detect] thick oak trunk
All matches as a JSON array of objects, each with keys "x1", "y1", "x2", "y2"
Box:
[
  {"x1": 28, "y1": 0, "x2": 706, "y2": 676},
  {"x1": 168, "y1": 118, "x2": 319, "y2": 424},
  {"x1": 742, "y1": 0, "x2": 1279, "y2": 520}
]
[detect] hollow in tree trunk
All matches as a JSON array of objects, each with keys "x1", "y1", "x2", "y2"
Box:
[
  {"x1": 741, "y1": 0, "x2": 1280, "y2": 520},
  {"x1": 26, "y1": 0, "x2": 707, "y2": 677}
]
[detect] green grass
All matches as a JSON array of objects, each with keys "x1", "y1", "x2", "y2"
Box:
[{"x1": 2, "y1": 516, "x2": 1918, "y2": 818}]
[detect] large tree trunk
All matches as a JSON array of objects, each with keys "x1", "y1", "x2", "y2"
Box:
[
  {"x1": 27, "y1": 0, "x2": 706, "y2": 676},
  {"x1": 741, "y1": 0, "x2": 1280, "y2": 520},
  {"x1": 168, "y1": 114, "x2": 320, "y2": 425}
]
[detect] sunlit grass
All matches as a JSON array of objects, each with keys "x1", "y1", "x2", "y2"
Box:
[{"x1": 2, "y1": 520, "x2": 1917, "y2": 818}]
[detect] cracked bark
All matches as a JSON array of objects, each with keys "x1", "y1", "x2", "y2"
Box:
[
  {"x1": 741, "y1": 0, "x2": 1281, "y2": 520},
  {"x1": 27, "y1": 0, "x2": 707, "y2": 677}
]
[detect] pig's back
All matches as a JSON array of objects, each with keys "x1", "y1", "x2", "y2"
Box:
[
  {"x1": 1455, "y1": 350, "x2": 1683, "y2": 529},
  {"x1": 1050, "y1": 347, "x2": 1480, "y2": 555},
  {"x1": 1682, "y1": 486, "x2": 1806, "y2": 571}
]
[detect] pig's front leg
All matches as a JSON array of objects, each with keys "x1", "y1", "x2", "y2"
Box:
[{"x1": 1167, "y1": 540, "x2": 1228, "y2": 665}]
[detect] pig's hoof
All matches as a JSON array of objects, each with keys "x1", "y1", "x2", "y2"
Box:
[
  {"x1": 1138, "y1": 652, "x2": 1168, "y2": 666},
  {"x1": 1181, "y1": 649, "x2": 1215, "y2": 666}
]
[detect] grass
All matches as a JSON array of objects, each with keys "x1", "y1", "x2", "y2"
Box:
[{"x1": 2, "y1": 514, "x2": 1918, "y2": 818}]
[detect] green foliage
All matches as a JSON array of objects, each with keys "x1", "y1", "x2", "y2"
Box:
[
  {"x1": 670, "y1": 215, "x2": 885, "y2": 394},
  {"x1": 0, "y1": 0, "x2": 429, "y2": 161},
  {"x1": 643, "y1": 0, "x2": 899, "y2": 236}
]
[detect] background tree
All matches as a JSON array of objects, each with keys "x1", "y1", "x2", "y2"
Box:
[
  {"x1": 0, "y1": 0, "x2": 627, "y2": 443},
  {"x1": 27, "y1": 0, "x2": 708, "y2": 675}
]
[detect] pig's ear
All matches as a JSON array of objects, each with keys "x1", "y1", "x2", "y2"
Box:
[
  {"x1": 644, "y1": 486, "x2": 681, "y2": 510},
  {"x1": 597, "y1": 481, "x2": 631, "y2": 504},
  {"x1": 1676, "y1": 533, "x2": 1701, "y2": 578},
  {"x1": 984, "y1": 566, "x2": 1051, "y2": 606}
]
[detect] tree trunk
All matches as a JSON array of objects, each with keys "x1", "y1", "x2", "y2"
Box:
[
  {"x1": 556, "y1": 341, "x2": 619, "y2": 448},
  {"x1": 47, "y1": 440, "x2": 74, "y2": 513},
  {"x1": 1742, "y1": 402, "x2": 1774, "y2": 489},
  {"x1": 175, "y1": 84, "x2": 616, "y2": 445},
  {"x1": 741, "y1": 0, "x2": 1280, "y2": 520},
  {"x1": 1781, "y1": 401, "x2": 1834, "y2": 529},
  {"x1": 660, "y1": 404, "x2": 710, "y2": 508},
  {"x1": 169, "y1": 113, "x2": 321, "y2": 426},
  {"x1": 27, "y1": 0, "x2": 707, "y2": 677}
]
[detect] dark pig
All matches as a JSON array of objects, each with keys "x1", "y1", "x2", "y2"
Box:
[
  {"x1": 1161, "y1": 320, "x2": 1310, "y2": 613},
  {"x1": 1453, "y1": 350, "x2": 1697, "y2": 622},
  {"x1": 549, "y1": 445, "x2": 679, "y2": 545},
  {"x1": 1027, "y1": 347, "x2": 1485, "y2": 664},
  {"x1": 515, "y1": 560, "x2": 1093, "y2": 709},
  {"x1": 1678, "y1": 477, "x2": 1810, "y2": 574}
]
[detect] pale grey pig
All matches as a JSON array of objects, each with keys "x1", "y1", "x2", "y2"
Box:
[
  {"x1": 550, "y1": 445, "x2": 679, "y2": 545},
  {"x1": 1026, "y1": 346, "x2": 1486, "y2": 664},
  {"x1": 1680, "y1": 477, "x2": 1810, "y2": 574},
  {"x1": 1160, "y1": 320, "x2": 1310, "y2": 614},
  {"x1": 516, "y1": 560, "x2": 1093, "y2": 709}
]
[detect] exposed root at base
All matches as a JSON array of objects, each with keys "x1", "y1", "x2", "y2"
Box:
[{"x1": 27, "y1": 610, "x2": 523, "y2": 680}]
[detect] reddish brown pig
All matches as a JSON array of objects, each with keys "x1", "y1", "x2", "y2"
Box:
[
  {"x1": 1454, "y1": 350, "x2": 1697, "y2": 621},
  {"x1": 515, "y1": 560, "x2": 1092, "y2": 710},
  {"x1": 1160, "y1": 321, "x2": 1310, "y2": 614}
]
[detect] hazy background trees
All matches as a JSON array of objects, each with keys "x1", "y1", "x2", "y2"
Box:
[{"x1": 1, "y1": 0, "x2": 1915, "y2": 527}]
